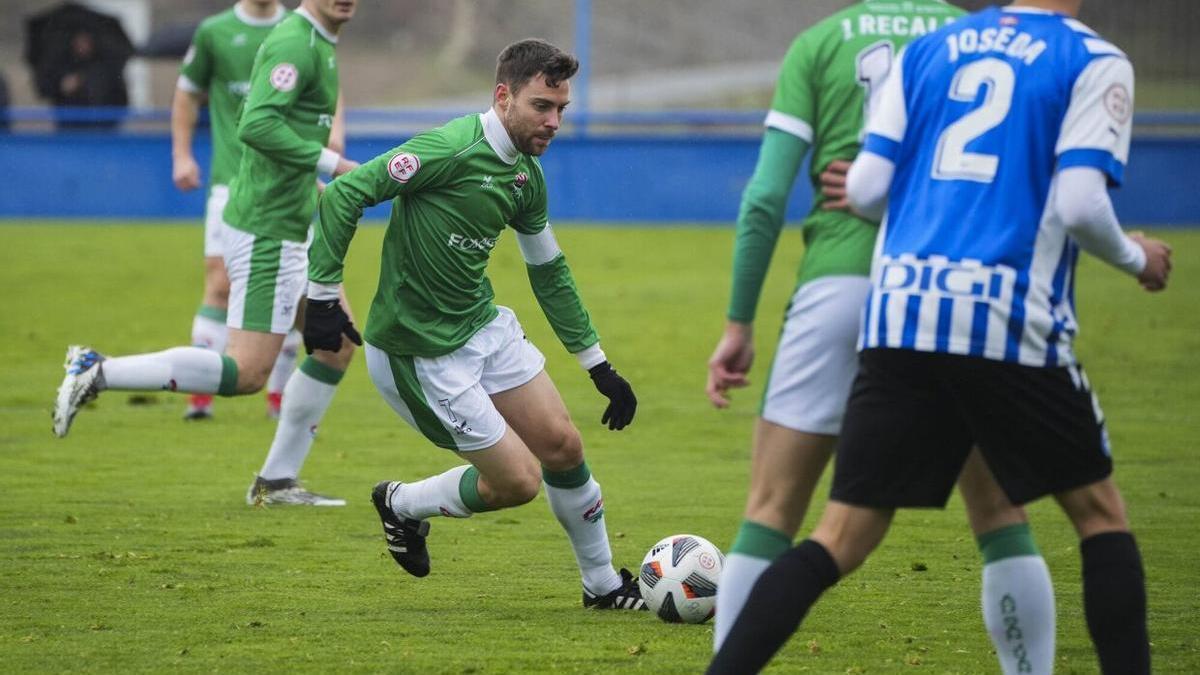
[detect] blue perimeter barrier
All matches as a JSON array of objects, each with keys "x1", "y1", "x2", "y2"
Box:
[{"x1": 1, "y1": 109, "x2": 1198, "y2": 224}]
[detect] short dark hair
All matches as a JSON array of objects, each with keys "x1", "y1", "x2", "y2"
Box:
[{"x1": 495, "y1": 38, "x2": 579, "y2": 94}]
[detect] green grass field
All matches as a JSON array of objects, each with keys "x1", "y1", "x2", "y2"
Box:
[{"x1": 2, "y1": 222, "x2": 1197, "y2": 673}]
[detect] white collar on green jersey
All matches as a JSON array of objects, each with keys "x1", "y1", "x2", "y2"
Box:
[
  {"x1": 481, "y1": 108, "x2": 520, "y2": 165},
  {"x1": 234, "y1": 2, "x2": 286, "y2": 27},
  {"x1": 295, "y1": 7, "x2": 338, "y2": 44}
]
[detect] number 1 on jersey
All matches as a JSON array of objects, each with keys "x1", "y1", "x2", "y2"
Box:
[{"x1": 933, "y1": 57, "x2": 1016, "y2": 183}]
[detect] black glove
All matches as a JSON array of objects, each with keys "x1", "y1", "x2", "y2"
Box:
[
  {"x1": 588, "y1": 361, "x2": 637, "y2": 430},
  {"x1": 302, "y1": 298, "x2": 363, "y2": 354}
]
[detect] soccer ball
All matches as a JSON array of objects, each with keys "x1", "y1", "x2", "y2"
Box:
[{"x1": 639, "y1": 534, "x2": 724, "y2": 624}]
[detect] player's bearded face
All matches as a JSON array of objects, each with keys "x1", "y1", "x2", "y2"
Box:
[{"x1": 502, "y1": 75, "x2": 569, "y2": 156}]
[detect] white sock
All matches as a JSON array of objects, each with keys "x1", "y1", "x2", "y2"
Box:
[
  {"x1": 982, "y1": 555, "x2": 1056, "y2": 675},
  {"x1": 714, "y1": 552, "x2": 772, "y2": 651},
  {"x1": 389, "y1": 465, "x2": 473, "y2": 520},
  {"x1": 544, "y1": 475, "x2": 621, "y2": 596},
  {"x1": 267, "y1": 329, "x2": 301, "y2": 395},
  {"x1": 258, "y1": 368, "x2": 338, "y2": 480},
  {"x1": 103, "y1": 347, "x2": 224, "y2": 393},
  {"x1": 191, "y1": 313, "x2": 228, "y2": 352}
]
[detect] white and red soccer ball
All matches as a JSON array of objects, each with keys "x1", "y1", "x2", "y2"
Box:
[{"x1": 639, "y1": 534, "x2": 725, "y2": 624}]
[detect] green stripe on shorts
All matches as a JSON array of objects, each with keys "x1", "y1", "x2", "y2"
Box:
[
  {"x1": 387, "y1": 354, "x2": 457, "y2": 450},
  {"x1": 243, "y1": 235, "x2": 283, "y2": 332}
]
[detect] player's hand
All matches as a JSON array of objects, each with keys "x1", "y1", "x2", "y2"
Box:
[
  {"x1": 819, "y1": 159, "x2": 853, "y2": 212},
  {"x1": 706, "y1": 321, "x2": 754, "y2": 408},
  {"x1": 173, "y1": 154, "x2": 201, "y2": 191},
  {"x1": 333, "y1": 157, "x2": 359, "y2": 177},
  {"x1": 302, "y1": 298, "x2": 363, "y2": 354},
  {"x1": 1130, "y1": 232, "x2": 1172, "y2": 292},
  {"x1": 589, "y1": 361, "x2": 637, "y2": 430}
]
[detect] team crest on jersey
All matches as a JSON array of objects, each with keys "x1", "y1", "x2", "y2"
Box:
[
  {"x1": 232, "y1": 33, "x2": 247, "y2": 47},
  {"x1": 1103, "y1": 84, "x2": 1131, "y2": 124},
  {"x1": 387, "y1": 152, "x2": 421, "y2": 183},
  {"x1": 269, "y1": 63, "x2": 299, "y2": 92}
]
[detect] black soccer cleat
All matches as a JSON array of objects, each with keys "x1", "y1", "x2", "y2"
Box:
[
  {"x1": 582, "y1": 567, "x2": 648, "y2": 610},
  {"x1": 371, "y1": 481, "x2": 431, "y2": 578}
]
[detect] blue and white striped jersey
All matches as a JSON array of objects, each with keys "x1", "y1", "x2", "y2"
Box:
[{"x1": 859, "y1": 6, "x2": 1134, "y2": 367}]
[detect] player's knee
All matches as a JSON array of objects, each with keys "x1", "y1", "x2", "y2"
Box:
[
  {"x1": 231, "y1": 359, "x2": 271, "y2": 394},
  {"x1": 535, "y1": 424, "x2": 583, "y2": 472},
  {"x1": 493, "y1": 470, "x2": 541, "y2": 507}
]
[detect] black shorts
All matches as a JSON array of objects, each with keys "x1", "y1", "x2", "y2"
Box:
[{"x1": 830, "y1": 348, "x2": 1114, "y2": 508}]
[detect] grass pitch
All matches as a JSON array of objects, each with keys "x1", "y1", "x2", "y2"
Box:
[{"x1": 1, "y1": 222, "x2": 1197, "y2": 673}]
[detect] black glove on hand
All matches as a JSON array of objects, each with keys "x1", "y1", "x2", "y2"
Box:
[
  {"x1": 303, "y1": 298, "x2": 363, "y2": 354},
  {"x1": 588, "y1": 361, "x2": 637, "y2": 430}
]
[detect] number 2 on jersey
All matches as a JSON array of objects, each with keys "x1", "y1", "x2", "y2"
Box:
[{"x1": 933, "y1": 57, "x2": 1016, "y2": 183}]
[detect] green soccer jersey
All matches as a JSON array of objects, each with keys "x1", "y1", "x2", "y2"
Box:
[
  {"x1": 311, "y1": 110, "x2": 598, "y2": 358},
  {"x1": 224, "y1": 9, "x2": 340, "y2": 242},
  {"x1": 728, "y1": 0, "x2": 962, "y2": 321},
  {"x1": 178, "y1": 4, "x2": 287, "y2": 187}
]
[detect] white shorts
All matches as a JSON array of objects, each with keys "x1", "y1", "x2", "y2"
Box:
[
  {"x1": 366, "y1": 306, "x2": 547, "y2": 452},
  {"x1": 203, "y1": 184, "x2": 230, "y2": 258},
  {"x1": 761, "y1": 275, "x2": 871, "y2": 435},
  {"x1": 223, "y1": 226, "x2": 308, "y2": 335}
]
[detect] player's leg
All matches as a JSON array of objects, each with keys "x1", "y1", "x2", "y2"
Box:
[
  {"x1": 709, "y1": 501, "x2": 893, "y2": 675},
  {"x1": 185, "y1": 185, "x2": 233, "y2": 420},
  {"x1": 709, "y1": 349, "x2": 973, "y2": 674},
  {"x1": 715, "y1": 424, "x2": 833, "y2": 648},
  {"x1": 263, "y1": 329, "x2": 301, "y2": 419},
  {"x1": 364, "y1": 332, "x2": 544, "y2": 577},
  {"x1": 248, "y1": 261, "x2": 352, "y2": 506},
  {"x1": 478, "y1": 306, "x2": 642, "y2": 608},
  {"x1": 716, "y1": 276, "x2": 866, "y2": 649},
  {"x1": 961, "y1": 360, "x2": 1148, "y2": 674},
  {"x1": 1055, "y1": 478, "x2": 1148, "y2": 675},
  {"x1": 958, "y1": 449, "x2": 1055, "y2": 675},
  {"x1": 490, "y1": 370, "x2": 642, "y2": 608}
]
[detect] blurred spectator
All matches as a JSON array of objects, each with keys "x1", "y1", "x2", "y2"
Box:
[{"x1": 25, "y1": 2, "x2": 133, "y2": 130}]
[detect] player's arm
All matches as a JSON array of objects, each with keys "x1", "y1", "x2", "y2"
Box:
[
  {"x1": 327, "y1": 88, "x2": 347, "y2": 156},
  {"x1": 515, "y1": 187, "x2": 636, "y2": 430},
  {"x1": 306, "y1": 140, "x2": 445, "y2": 352},
  {"x1": 238, "y1": 39, "x2": 351, "y2": 176},
  {"x1": 172, "y1": 26, "x2": 213, "y2": 192},
  {"x1": 707, "y1": 129, "x2": 809, "y2": 407},
  {"x1": 1053, "y1": 56, "x2": 1170, "y2": 291},
  {"x1": 708, "y1": 33, "x2": 815, "y2": 408},
  {"x1": 846, "y1": 49, "x2": 909, "y2": 221}
]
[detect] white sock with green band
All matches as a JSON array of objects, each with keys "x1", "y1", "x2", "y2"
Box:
[
  {"x1": 979, "y1": 523, "x2": 1056, "y2": 675},
  {"x1": 714, "y1": 520, "x2": 793, "y2": 651},
  {"x1": 543, "y1": 462, "x2": 621, "y2": 596},
  {"x1": 102, "y1": 347, "x2": 230, "y2": 394},
  {"x1": 388, "y1": 465, "x2": 475, "y2": 520},
  {"x1": 191, "y1": 305, "x2": 228, "y2": 352},
  {"x1": 268, "y1": 329, "x2": 301, "y2": 395},
  {"x1": 258, "y1": 357, "x2": 343, "y2": 480}
]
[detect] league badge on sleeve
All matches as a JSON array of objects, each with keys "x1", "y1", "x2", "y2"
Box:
[
  {"x1": 269, "y1": 63, "x2": 299, "y2": 92},
  {"x1": 388, "y1": 153, "x2": 421, "y2": 183}
]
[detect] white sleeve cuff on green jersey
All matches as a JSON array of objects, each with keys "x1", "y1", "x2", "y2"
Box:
[
  {"x1": 176, "y1": 75, "x2": 203, "y2": 94},
  {"x1": 573, "y1": 343, "x2": 606, "y2": 370},
  {"x1": 317, "y1": 148, "x2": 341, "y2": 175},
  {"x1": 764, "y1": 110, "x2": 814, "y2": 144},
  {"x1": 308, "y1": 281, "x2": 341, "y2": 301},
  {"x1": 516, "y1": 224, "x2": 562, "y2": 265}
]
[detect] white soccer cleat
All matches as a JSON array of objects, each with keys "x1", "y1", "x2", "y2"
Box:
[
  {"x1": 246, "y1": 475, "x2": 346, "y2": 507},
  {"x1": 52, "y1": 345, "x2": 106, "y2": 438}
]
